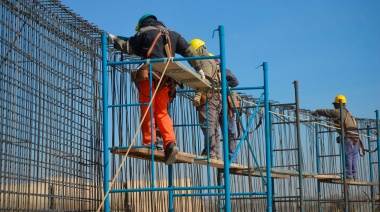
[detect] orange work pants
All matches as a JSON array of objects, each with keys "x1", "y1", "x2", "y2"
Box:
[{"x1": 138, "y1": 80, "x2": 176, "y2": 149}]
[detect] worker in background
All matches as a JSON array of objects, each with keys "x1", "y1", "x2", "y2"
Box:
[
  {"x1": 109, "y1": 14, "x2": 206, "y2": 165},
  {"x1": 312, "y1": 95, "x2": 360, "y2": 181},
  {"x1": 190, "y1": 39, "x2": 221, "y2": 160}
]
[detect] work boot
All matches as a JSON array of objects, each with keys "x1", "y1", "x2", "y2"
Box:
[{"x1": 164, "y1": 142, "x2": 179, "y2": 165}]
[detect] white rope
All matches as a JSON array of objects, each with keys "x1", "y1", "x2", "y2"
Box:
[{"x1": 96, "y1": 57, "x2": 175, "y2": 212}]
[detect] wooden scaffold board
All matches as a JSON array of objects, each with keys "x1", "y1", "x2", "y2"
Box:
[{"x1": 152, "y1": 61, "x2": 212, "y2": 92}]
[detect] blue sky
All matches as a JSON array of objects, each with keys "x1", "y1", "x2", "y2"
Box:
[{"x1": 62, "y1": 0, "x2": 380, "y2": 119}]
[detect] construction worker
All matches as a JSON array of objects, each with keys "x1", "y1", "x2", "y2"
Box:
[
  {"x1": 312, "y1": 95, "x2": 360, "y2": 181},
  {"x1": 190, "y1": 39, "x2": 221, "y2": 160},
  {"x1": 109, "y1": 14, "x2": 205, "y2": 165}
]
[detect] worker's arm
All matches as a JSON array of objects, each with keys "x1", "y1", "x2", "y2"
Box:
[
  {"x1": 171, "y1": 31, "x2": 202, "y2": 72},
  {"x1": 314, "y1": 109, "x2": 340, "y2": 119},
  {"x1": 183, "y1": 45, "x2": 202, "y2": 72},
  {"x1": 109, "y1": 34, "x2": 135, "y2": 55},
  {"x1": 226, "y1": 69, "x2": 239, "y2": 87}
]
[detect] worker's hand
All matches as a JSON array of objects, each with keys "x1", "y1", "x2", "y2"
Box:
[
  {"x1": 193, "y1": 92, "x2": 202, "y2": 107},
  {"x1": 108, "y1": 33, "x2": 118, "y2": 43},
  {"x1": 198, "y1": 69, "x2": 206, "y2": 81}
]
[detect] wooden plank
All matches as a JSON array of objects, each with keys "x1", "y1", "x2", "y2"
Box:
[
  {"x1": 193, "y1": 156, "x2": 246, "y2": 169},
  {"x1": 111, "y1": 147, "x2": 248, "y2": 170},
  {"x1": 152, "y1": 61, "x2": 211, "y2": 92},
  {"x1": 230, "y1": 169, "x2": 290, "y2": 179},
  {"x1": 313, "y1": 174, "x2": 341, "y2": 180},
  {"x1": 192, "y1": 159, "x2": 290, "y2": 178},
  {"x1": 270, "y1": 168, "x2": 317, "y2": 178},
  {"x1": 257, "y1": 168, "x2": 317, "y2": 178},
  {"x1": 111, "y1": 147, "x2": 195, "y2": 164},
  {"x1": 320, "y1": 179, "x2": 379, "y2": 186}
]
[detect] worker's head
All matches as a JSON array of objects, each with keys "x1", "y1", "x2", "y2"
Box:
[
  {"x1": 135, "y1": 14, "x2": 157, "y2": 31},
  {"x1": 190, "y1": 39, "x2": 206, "y2": 51},
  {"x1": 332, "y1": 94, "x2": 346, "y2": 108}
]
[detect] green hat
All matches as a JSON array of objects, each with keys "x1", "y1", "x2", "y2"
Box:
[{"x1": 135, "y1": 14, "x2": 157, "y2": 31}]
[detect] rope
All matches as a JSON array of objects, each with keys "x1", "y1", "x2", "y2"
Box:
[{"x1": 96, "y1": 57, "x2": 175, "y2": 212}]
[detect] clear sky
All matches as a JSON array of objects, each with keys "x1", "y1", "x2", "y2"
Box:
[{"x1": 62, "y1": 0, "x2": 380, "y2": 119}]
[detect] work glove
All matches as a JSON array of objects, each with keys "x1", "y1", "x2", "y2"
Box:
[
  {"x1": 108, "y1": 33, "x2": 118, "y2": 43},
  {"x1": 193, "y1": 92, "x2": 202, "y2": 107},
  {"x1": 198, "y1": 69, "x2": 206, "y2": 81}
]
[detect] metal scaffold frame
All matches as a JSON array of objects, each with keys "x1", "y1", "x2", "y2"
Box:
[{"x1": 100, "y1": 26, "x2": 275, "y2": 212}]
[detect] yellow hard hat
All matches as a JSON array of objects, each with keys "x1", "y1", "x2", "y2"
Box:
[
  {"x1": 190, "y1": 39, "x2": 205, "y2": 50},
  {"x1": 208, "y1": 53, "x2": 214, "y2": 56},
  {"x1": 333, "y1": 94, "x2": 347, "y2": 104},
  {"x1": 135, "y1": 14, "x2": 157, "y2": 31}
]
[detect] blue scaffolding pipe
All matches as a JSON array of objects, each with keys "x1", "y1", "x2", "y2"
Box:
[
  {"x1": 376, "y1": 110, "x2": 380, "y2": 201},
  {"x1": 101, "y1": 33, "x2": 111, "y2": 212},
  {"x1": 367, "y1": 125, "x2": 375, "y2": 211},
  {"x1": 217, "y1": 25, "x2": 232, "y2": 212},
  {"x1": 269, "y1": 105, "x2": 276, "y2": 212},
  {"x1": 263, "y1": 62, "x2": 273, "y2": 212},
  {"x1": 230, "y1": 86, "x2": 265, "y2": 90},
  {"x1": 173, "y1": 192, "x2": 268, "y2": 197},
  {"x1": 168, "y1": 165, "x2": 174, "y2": 212},
  {"x1": 315, "y1": 117, "x2": 322, "y2": 212},
  {"x1": 110, "y1": 185, "x2": 224, "y2": 193}
]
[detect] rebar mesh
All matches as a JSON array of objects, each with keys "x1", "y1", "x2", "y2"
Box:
[{"x1": 0, "y1": 0, "x2": 104, "y2": 211}]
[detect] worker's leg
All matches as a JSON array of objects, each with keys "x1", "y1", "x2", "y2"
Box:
[
  {"x1": 154, "y1": 85, "x2": 176, "y2": 150},
  {"x1": 138, "y1": 80, "x2": 156, "y2": 145},
  {"x1": 351, "y1": 139, "x2": 360, "y2": 180},
  {"x1": 228, "y1": 113, "x2": 237, "y2": 163},
  {"x1": 197, "y1": 104, "x2": 209, "y2": 155},
  {"x1": 197, "y1": 101, "x2": 220, "y2": 158},
  {"x1": 344, "y1": 138, "x2": 355, "y2": 179},
  {"x1": 208, "y1": 96, "x2": 221, "y2": 159}
]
